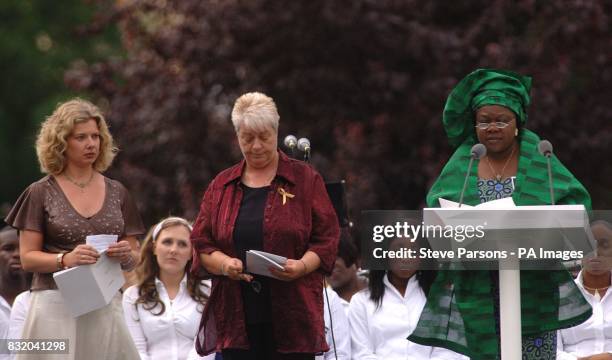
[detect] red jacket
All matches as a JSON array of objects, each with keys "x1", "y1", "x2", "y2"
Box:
[{"x1": 191, "y1": 151, "x2": 340, "y2": 355}]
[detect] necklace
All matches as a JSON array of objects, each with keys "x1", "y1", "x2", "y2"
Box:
[
  {"x1": 583, "y1": 283, "x2": 610, "y2": 302},
  {"x1": 485, "y1": 145, "x2": 516, "y2": 181},
  {"x1": 64, "y1": 172, "x2": 94, "y2": 192},
  {"x1": 583, "y1": 284, "x2": 610, "y2": 291}
]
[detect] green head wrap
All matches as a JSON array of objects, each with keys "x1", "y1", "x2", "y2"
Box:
[{"x1": 443, "y1": 69, "x2": 532, "y2": 148}]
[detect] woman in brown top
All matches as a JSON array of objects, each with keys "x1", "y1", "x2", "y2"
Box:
[{"x1": 5, "y1": 98, "x2": 144, "y2": 360}]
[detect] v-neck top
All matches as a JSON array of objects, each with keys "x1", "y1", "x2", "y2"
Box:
[{"x1": 5, "y1": 175, "x2": 145, "y2": 290}]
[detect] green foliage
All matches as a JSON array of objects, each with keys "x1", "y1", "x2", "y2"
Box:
[{"x1": 0, "y1": 0, "x2": 121, "y2": 215}]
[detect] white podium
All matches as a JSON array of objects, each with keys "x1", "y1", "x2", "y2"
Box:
[{"x1": 424, "y1": 198, "x2": 594, "y2": 360}]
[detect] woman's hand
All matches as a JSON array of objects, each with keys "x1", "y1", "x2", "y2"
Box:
[
  {"x1": 269, "y1": 259, "x2": 308, "y2": 282},
  {"x1": 63, "y1": 244, "x2": 100, "y2": 267},
  {"x1": 107, "y1": 240, "x2": 133, "y2": 264},
  {"x1": 222, "y1": 257, "x2": 253, "y2": 282}
]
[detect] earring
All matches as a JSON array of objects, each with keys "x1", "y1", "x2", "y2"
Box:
[{"x1": 515, "y1": 129, "x2": 519, "y2": 136}]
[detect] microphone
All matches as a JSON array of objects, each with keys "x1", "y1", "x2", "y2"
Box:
[
  {"x1": 284, "y1": 135, "x2": 297, "y2": 149},
  {"x1": 458, "y1": 144, "x2": 486, "y2": 207},
  {"x1": 297, "y1": 137, "x2": 311, "y2": 162},
  {"x1": 538, "y1": 140, "x2": 555, "y2": 205},
  {"x1": 284, "y1": 135, "x2": 297, "y2": 156},
  {"x1": 297, "y1": 137, "x2": 310, "y2": 152}
]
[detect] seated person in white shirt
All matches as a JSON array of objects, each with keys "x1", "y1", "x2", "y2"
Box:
[
  {"x1": 326, "y1": 229, "x2": 367, "y2": 312},
  {"x1": 7, "y1": 290, "x2": 31, "y2": 360},
  {"x1": 317, "y1": 287, "x2": 350, "y2": 360},
  {"x1": 122, "y1": 217, "x2": 214, "y2": 360},
  {"x1": 557, "y1": 220, "x2": 612, "y2": 360},
  {"x1": 348, "y1": 232, "x2": 467, "y2": 360},
  {"x1": 8, "y1": 290, "x2": 31, "y2": 339},
  {"x1": 0, "y1": 226, "x2": 30, "y2": 339}
]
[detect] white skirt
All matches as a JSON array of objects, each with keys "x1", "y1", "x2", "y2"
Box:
[{"x1": 16, "y1": 290, "x2": 139, "y2": 360}]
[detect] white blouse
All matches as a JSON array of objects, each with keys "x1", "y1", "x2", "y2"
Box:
[
  {"x1": 0, "y1": 295, "x2": 10, "y2": 340},
  {"x1": 557, "y1": 271, "x2": 612, "y2": 359},
  {"x1": 122, "y1": 276, "x2": 214, "y2": 360},
  {"x1": 8, "y1": 290, "x2": 31, "y2": 340},
  {"x1": 317, "y1": 288, "x2": 350, "y2": 360},
  {"x1": 348, "y1": 274, "x2": 467, "y2": 360}
]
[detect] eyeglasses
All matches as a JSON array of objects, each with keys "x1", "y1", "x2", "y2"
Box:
[{"x1": 474, "y1": 122, "x2": 511, "y2": 130}]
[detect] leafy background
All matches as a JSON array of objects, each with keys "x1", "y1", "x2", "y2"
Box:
[{"x1": 2, "y1": 0, "x2": 611, "y2": 229}]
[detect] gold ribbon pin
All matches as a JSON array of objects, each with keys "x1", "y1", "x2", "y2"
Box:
[{"x1": 278, "y1": 187, "x2": 295, "y2": 205}]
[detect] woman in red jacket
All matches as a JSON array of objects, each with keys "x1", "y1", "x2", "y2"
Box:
[{"x1": 190, "y1": 92, "x2": 340, "y2": 360}]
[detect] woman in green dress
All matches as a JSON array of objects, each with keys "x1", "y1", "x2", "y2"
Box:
[{"x1": 408, "y1": 69, "x2": 592, "y2": 359}]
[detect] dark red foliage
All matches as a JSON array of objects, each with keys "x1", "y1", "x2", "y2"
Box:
[{"x1": 66, "y1": 0, "x2": 612, "y2": 224}]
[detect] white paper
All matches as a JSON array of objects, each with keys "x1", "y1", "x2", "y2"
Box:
[
  {"x1": 246, "y1": 250, "x2": 287, "y2": 280},
  {"x1": 53, "y1": 249, "x2": 124, "y2": 317},
  {"x1": 86, "y1": 234, "x2": 118, "y2": 253},
  {"x1": 439, "y1": 198, "x2": 468, "y2": 208},
  {"x1": 438, "y1": 197, "x2": 515, "y2": 209}
]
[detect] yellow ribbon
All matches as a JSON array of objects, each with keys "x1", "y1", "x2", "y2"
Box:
[{"x1": 277, "y1": 187, "x2": 295, "y2": 205}]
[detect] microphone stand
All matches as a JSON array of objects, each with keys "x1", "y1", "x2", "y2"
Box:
[
  {"x1": 458, "y1": 155, "x2": 476, "y2": 207},
  {"x1": 545, "y1": 156, "x2": 555, "y2": 205}
]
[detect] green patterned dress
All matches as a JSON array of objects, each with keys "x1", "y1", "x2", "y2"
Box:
[
  {"x1": 407, "y1": 130, "x2": 592, "y2": 359},
  {"x1": 478, "y1": 176, "x2": 557, "y2": 359}
]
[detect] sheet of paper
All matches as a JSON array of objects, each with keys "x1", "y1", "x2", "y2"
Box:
[
  {"x1": 438, "y1": 197, "x2": 516, "y2": 209},
  {"x1": 86, "y1": 234, "x2": 118, "y2": 253},
  {"x1": 53, "y1": 249, "x2": 124, "y2": 317},
  {"x1": 439, "y1": 198, "x2": 469, "y2": 208},
  {"x1": 246, "y1": 250, "x2": 287, "y2": 280}
]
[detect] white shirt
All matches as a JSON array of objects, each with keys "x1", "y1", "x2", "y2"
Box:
[
  {"x1": 338, "y1": 296, "x2": 350, "y2": 316},
  {"x1": 557, "y1": 271, "x2": 612, "y2": 359},
  {"x1": 0, "y1": 296, "x2": 10, "y2": 339},
  {"x1": 8, "y1": 291, "x2": 31, "y2": 339},
  {"x1": 122, "y1": 276, "x2": 214, "y2": 360},
  {"x1": 0, "y1": 296, "x2": 11, "y2": 360},
  {"x1": 348, "y1": 274, "x2": 467, "y2": 360},
  {"x1": 316, "y1": 288, "x2": 350, "y2": 360},
  {"x1": 6, "y1": 291, "x2": 31, "y2": 360}
]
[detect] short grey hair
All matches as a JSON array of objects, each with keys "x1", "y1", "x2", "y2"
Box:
[{"x1": 231, "y1": 92, "x2": 279, "y2": 133}]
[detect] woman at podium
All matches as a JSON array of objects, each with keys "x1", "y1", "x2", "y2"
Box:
[
  {"x1": 407, "y1": 69, "x2": 592, "y2": 359},
  {"x1": 190, "y1": 92, "x2": 340, "y2": 359}
]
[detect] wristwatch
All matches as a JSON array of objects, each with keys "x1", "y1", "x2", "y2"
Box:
[{"x1": 56, "y1": 252, "x2": 67, "y2": 270}]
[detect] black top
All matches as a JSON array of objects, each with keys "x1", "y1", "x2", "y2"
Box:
[{"x1": 233, "y1": 184, "x2": 272, "y2": 324}]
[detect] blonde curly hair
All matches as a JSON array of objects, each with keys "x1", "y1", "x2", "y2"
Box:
[{"x1": 35, "y1": 98, "x2": 118, "y2": 175}]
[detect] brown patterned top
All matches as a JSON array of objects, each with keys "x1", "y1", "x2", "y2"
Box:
[{"x1": 5, "y1": 175, "x2": 145, "y2": 290}]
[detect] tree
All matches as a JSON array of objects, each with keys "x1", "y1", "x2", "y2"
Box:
[
  {"x1": 66, "y1": 0, "x2": 612, "y2": 225},
  {"x1": 0, "y1": 0, "x2": 121, "y2": 216}
]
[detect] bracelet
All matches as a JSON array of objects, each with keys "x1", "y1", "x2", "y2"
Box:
[
  {"x1": 56, "y1": 253, "x2": 66, "y2": 270},
  {"x1": 300, "y1": 260, "x2": 308, "y2": 275},
  {"x1": 60, "y1": 252, "x2": 68, "y2": 269}
]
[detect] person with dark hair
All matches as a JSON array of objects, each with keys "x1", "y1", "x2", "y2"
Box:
[
  {"x1": 191, "y1": 92, "x2": 339, "y2": 359},
  {"x1": 557, "y1": 220, "x2": 612, "y2": 359},
  {"x1": 408, "y1": 69, "x2": 593, "y2": 359},
  {"x1": 122, "y1": 217, "x2": 213, "y2": 360},
  {"x1": 348, "y1": 233, "x2": 464, "y2": 359},
  {"x1": 327, "y1": 228, "x2": 366, "y2": 309},
  {"x1": 0, "y1": 226, "x2": 30, "y2": 339}
]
